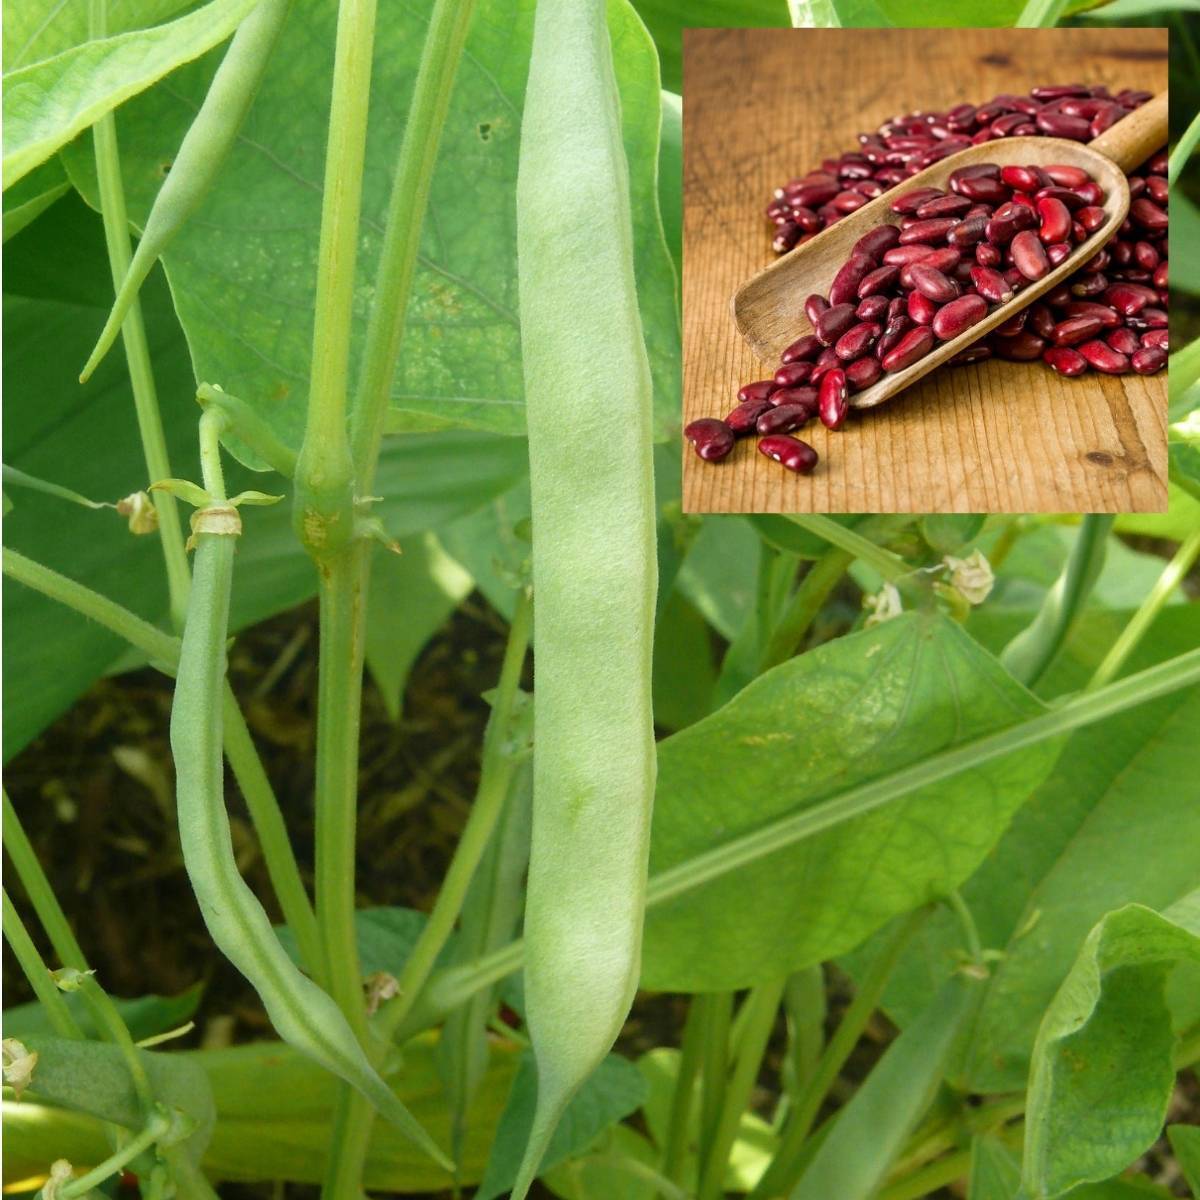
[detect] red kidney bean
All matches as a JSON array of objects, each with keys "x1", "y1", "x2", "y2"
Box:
[
  {"x1": 829, "y1": 254, "x2": 876, "y2": 305},
  {"x1": 1077, "y1": 339, "x2": 1130, "y2": 373},
  {"x1": 1035, "y1": 111, "x2": 1091, "y2": 139},
  {"x1": 1130, "y1": 198, "x2": 1167, "y2": 232},
  {"x1": 1028, "y1": 303, "x2": 1057, "y2": 341},
  {"x1": 970, "y1": 265, "x2": 1013, "y2": 303},
  {"x1": 1105, "y1": 327, "x2": 1140, "y2": 356},
  {"x1": 884, "y1": 243, "x2": 937, "y2": 267},
  {"x1": 1063, "y1": 301, "x2": 1121, "y2": 327},
  {"x1": 1043, "y1": 163, "x2": 1090, "y2": 188},
  {"x1": 835, "y1": 321, "x2": 881, "y2": 360},
  {"x1": 907, "y1": 289, "x2": 938, "y2": 325},
  {"x1": 948, "y1": 215, "x2": 988, "y2": 246},
  {"x1": 1146, "y1": 175, "x2": 1167, "y2": 204},
  {"x1": 1076, "y1": 205, "x2": 1107, "y2": 233},
  {"x1": 993, "y1": 308, "x2": 1028, "y2": 337},
  {"x1": 774, "y1": 361, "x2": 814, "y2": 387},
  {"x1": 993, "y1": 331, "x2": 1046, "y2": 360},
  {"x1": 858, "y1": 264, "x2": 901, "y2": 298},
  {"x1": 737, "y1": 379, "x2": 779, "y2": 403},
  {"x1": 1133, "y1": 241, "x2": 1160, "y2": 270},
  {"x1": 957, "y1": 175, "x2": 1009, "y2": 204},
  {"x1": 772, "y1": 224, "x2": 803, "y2": 253},
  {"x1": 1051, "y1": 315, "x2": 1105, "y2": 345},
  {"x1": 898, "y1": 217, "x2": 960, "y2": 245},
  {"x1": 1032, "y1": 84, "x2": 1090, "y2": 100},
  {"x1": 909, "y1": 263, "x2": 959, "y2": 302},
  {"x1": 1139, "y1": 307, "x2": 1168, "y2": 328},
  {"x1": 1046, "y1": 242, "x2": 1072, "y2": 266},
  {"x1": 818, "y1": 368, "x2": 849, "y2": 429},
  {"x1": 726, "y1": 398, "x2": 773, "y2": 434},
  {"x1": 1037, "y1": 196, "x2": 1072, "y2": 244},
  {"x1": 1131, "y1": 346, "x2": 1166, "y2": 374},
  {"x1": 770, "y1": 385, "x2": 819, "y2": 410},
  {"x1": 780, "y1": 334, "x2": 821, "y2": 364},
  {"x1": 1153, "y1": 261, "x2": 1168, "y2": 290},
  {"x1": 881, "y1": 325, "x2": 934, "y2": 371},
  {"x1": 1043, "y1": 346, "x2": 1089, "y2": 376},
  {"x1": 889, "y1": 186, "x2": 945, "y2": 214},
  {"x1": 758, "y1": 434, "x2": 819, "y2": 474},
  {"x1": 1036, "y1": 185, "x2": 1086, "y2": 212},
  {"x1": 685, "y1": 418, "x2": 735, "y2": 461},
  {"x1": 931, "y1": 294, "x2": 987, "y2": 341},
  {"x1": 1000, "y1": 165, "x2": 1047, "y2": 192},
  {"x1": 757, "y1": 403, "x2": 812, "y2": 435},
  {"x1": 916, "y1": 194, "x2": 973, "y2": 219},
  {"x1": 1071, "y1": 271, "x2": 1108, "y2": 297},
  {"x1": 1142, "y1": 329, "x2": 1169, "y2": 351},
  {"x1": 950, "y1": 344, "x2": 993, "y2": 365},
  {"x1": 856, "y1": 294, "x2": 890, "y2": 322},
  {"x1": 852, "y1": 225, "x2": 901, "y2": 259},
  {"x1": 845, "y1": 355, "x2": 883, "y2": 391},
  {"x1": 876, "y1": 313, "x2": 911, "y2": 359},
  {"x1": 804, "y1": 294, "x2": 828, "y2": 325},
  {"x1": 976, "y1": 242, "x2": 1002, "y2": 267},
  {"x1": 1104, "y1": 282, "x2": 1156, "y2": 316},
  {"x1": 816, "y1": 303, "x2": 858, "y2": 346},
  {"x1": 1010, "y1": 230, "x2": 1050, "y2": 280}
]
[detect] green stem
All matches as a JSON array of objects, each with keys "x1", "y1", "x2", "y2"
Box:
[
  {"x1": 61, "y1": 1110, "x2": 171, "y2": 1199},
  {"x1": 999, "y1": 515, "x2": 1114, "y2": 688},
  {"x1": 1087, "y1": 530, "x2": 1200, "y2": 692},
  {"x1": 2, "y1": 888, "x2": 82, "y2": 1040},
  {"x1": 350, "y1": 0, "x2": 478, "y2": 485},
  {"x1": 1169, "y1": 106, "x2": 1200, "y2": 187},
  {"x1": 697, "y1": 978, "x2": 786, "y2": 1200},
  {"x1": 1015, "y1": 0, "x2": 1066, "y2": 26},
  {"x1": 1, "y1": 550, "x2": 320, "y2": 979},
  {"x1": 788, "y1": 516, "x2": 911, "y2": 584},
  {"x1": 877, "y1": 1147, "x2": 972, "y2": 1200},
  {"x1": 408, "y1": 648, "x2": 1200, "y2": 1030},
  {"x1": 294, "y1": 0, "x2": 376, "y2": 558},
  {"x1": 759, "y1": 548, "x2": 853, "y2": 671},
  {"x1": 86, "y1": 0, "x2": 190, "y2": 631},
  {"x1": 663, "y1": 996, "x2": 707, "y2": 1185},
  {"x1": 748, "y1": 910, "x2": 924, "y2": 1199},
  {"x1": 377, "y1": 587, "x2": 532, "y2": 1037},
  {"x1": 943, "y1": 890, "x2": 984, "y2": 969},
  {"x1": 698, "y1": 992, "x2": 734, "y2": 1155}
]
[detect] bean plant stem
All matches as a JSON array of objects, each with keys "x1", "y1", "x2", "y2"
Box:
[
  {"x1": 1, "y1": 888, "x2": 81, "y2": 1039},
  {"x1": 787, "y1": 515, "x2": 911, "y2": 584},
  {"x1": 393, "y1": 649, "x2": 1200, "y2": 1032},
  {"x1": 748, "y1": 910, "x2": 924, "y2": 1200},
  {"x1": 1087, "y1": 530, "x2": 1200, "y2": 692},
  {"x1": 877, "y1": 1146, "x2": 973, "y2": 1200},
  {"x1": 760, "y1": 548, "x2": 853, "y2": 670},
  {"x1": 662, "y1": 996, "x2": 707, "y2": 1185},
  {"x1": 697, "y1": 978, "x2": 786, "y2": 1200},
  {"x1": 1015, "y1": 0, "x2": 1066, "y2": 27},
  {"x1": 1169, "y1": 106, "x2": 1200, "y2": 187},
  {"x1": 86, "y1": 0, "x2": 190, "y2": 632},
  {"x1": 943, "y1": 889, "x2": 984, "y2": 968},
  {"x1": 61, "y1": 1111, "x2": 171, "y2": 1199},
  {"x1": 350, "y1": 0, "x2": 478, "y2": 484},
  {"x1": 2, "y1": 550, "x2": 321, "y2": 973}
]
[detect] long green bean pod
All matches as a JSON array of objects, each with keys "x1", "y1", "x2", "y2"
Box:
[
  {"x1": 80, "y1": 0, "x2": 291, "y2": 382},
  {"x1": 170, "y1": 416, "x2": 451, "y2": 1171},
  {"x1": 509, "y1": 0, "x2": 658, "y2": 1194}
]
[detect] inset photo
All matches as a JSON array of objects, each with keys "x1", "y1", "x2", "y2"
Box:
[{"x1": 682, "y1": 27, "x2": 1168, "y2": 514}]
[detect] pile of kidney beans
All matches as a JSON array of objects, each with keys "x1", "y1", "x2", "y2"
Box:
[{"x1": 684, "y1": 85, "x2": 1168, "y2": 477}]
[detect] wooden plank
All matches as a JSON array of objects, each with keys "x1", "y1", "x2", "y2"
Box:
[{"x1": 682, "y1": 26, "x2": 1169, "y2": 514}]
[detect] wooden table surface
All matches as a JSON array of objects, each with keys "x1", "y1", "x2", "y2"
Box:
[{"x1": 682, "y1": 27, "x2": 1168, "y2": 515}]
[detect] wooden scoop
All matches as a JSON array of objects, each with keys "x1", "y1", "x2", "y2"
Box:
[{"x1": 731, "y1": 91, "x2": 1167, "y2": 410}]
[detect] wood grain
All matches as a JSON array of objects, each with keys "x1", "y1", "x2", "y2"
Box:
[{"x1": 682, "y1": 27, "x2": 1169, "y2": 515}]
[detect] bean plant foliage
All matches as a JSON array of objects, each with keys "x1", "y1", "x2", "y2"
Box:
[{"x1": 2, "y1": 2, "x2": 1199, "y2": 1200}]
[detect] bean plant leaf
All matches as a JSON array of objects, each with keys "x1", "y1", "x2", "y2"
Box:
[
  {"x1": 1170, "y1": 193, "x2": 1200, "y2": 296},
  {"x1": 1079, "y1": 0, "x2": 1200, "y2": 17},
  {"x1": 541, "y1": 1124, "x2": 659, "y2": 1199},
  {"x1": 641, "y1": 612, "x2": 1061, "y2": 992},
  {"x1": 1021, "y1": 893, "x2": 1200, "y2": 1199},
  {"x1": 969, "y1": 1133, "x2": 1021, "y2": 1200},
  {"x1": 277, "y1": 907, "x2": 460, "y2": 979},
  {"x1": 1, "y1": 0, "x2": 259, "y2": 187},
  {"x1": 2, "y1": 156, "x2": 69, "y2": 242},
  {"x1": 923, "y1": 514, "x2": 987, "y2": 555},
  {"x1": 475, "y1": 1051, "x2": 647, "y2": 1200},
  {"x1": 61, "y1": 0, "x2": 681, "y2": 455},
  {"x1": 857, "y1": 606, "x2": 1200, "y2": 1094},
  {"x1": 364, "y1": 533, "x2": 474, "y2": 720},
  {"x1": 3, "y1": 983, "x2": 202, "y2": 1042},
  {"x1": 19, "y1": 1033, "x2": 215, "y2": 1164},
  {"x1": 1168, "y1": 1125, "x2": 1200, "y2": 1196}
]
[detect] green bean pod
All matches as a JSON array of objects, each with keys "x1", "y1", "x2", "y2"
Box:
[
  {"x1": 510, "y1": 0, "x2": 658, "y2": 1194},
  {"x1": 80, "y1": 0, "x2": 291, "y2": 382},
  {"x1": 171, "y1": 510, "x2": 451, "y2": 1171}
]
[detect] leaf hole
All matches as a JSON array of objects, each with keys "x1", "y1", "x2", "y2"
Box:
[{"x1": 477, "y1": 122, "x2": 491, "y2": 141}]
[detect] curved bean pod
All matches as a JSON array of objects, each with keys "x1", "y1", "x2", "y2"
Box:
[
  {"x1": 171, "y1": 436, "x2": 450, "y2": 1171},
  {"x1": 509, "y1": 0, "x2": 657, "y2": 1195},
  {"x1": 81, "y1": 0, "x2": 292, "y2": 382}
]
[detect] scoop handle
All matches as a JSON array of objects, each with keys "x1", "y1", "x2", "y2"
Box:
[{"x1": 1088, "y1": 90, "x2": 1167, "y2": 174}]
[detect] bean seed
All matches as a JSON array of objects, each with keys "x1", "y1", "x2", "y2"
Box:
[
  {"x1": 818, "y1": 368, "x2": 849, "y2": 429},
  {"x1": 757, "y1": 434, "x2": 819, "y2": 474},
  {"x1": 684, "y1": 418, "x2": 735, "y2": 461},
  {"x1": 1076, "y1": 339, "x2": 1130, "y2": 373},
  {"x1": 1043, "y1": 346, "x2": 1088, "y2": 376},
  {"x1": 880, "y1": 325, "x2": 934, "y2": 371},
  {"x1": 931, "y1": 294, "x2": 987, "y2": 341}
]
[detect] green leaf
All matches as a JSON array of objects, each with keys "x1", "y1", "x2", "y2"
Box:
[
  {"x1": 1022, "y1": 893, "x2": 1200, "y2": 1199},
  {"x1": 1079, "y1": 0, "x2": 1200, "y2": 17},
  {"x1": 658, "y1": 90, "x2": 681, "y2": 285},
  {"x1": 364, "y1": 532, "x2": 473, "y2": 720},
  {"x1": 2, "y1": 156, "x2": 69, "y2": 242},
  {"x1": 923, "y1": 514, "x2": 987, "y2": 555},
  {"x1": 675, "y1": 516, "x2": 761, "y2": 641},
  {"x1": 476, "y1": 1051, "x2": 648, "y2": 1200},
  {"x1": 2, "y1": 0, "x2": 259, "y2": 187},
  {"x1": 541, "y1": 1124, "x2": 659, "y2": 1200},
  {"x1": 1168, "y1": 1125, "x2": 1200, "y2": 1196},
  {"x1": 19, "y1": 1033, "x2": 215, "y2": 1164},
  {"x1": 794, "y1": 976, "x2": 980, "y2": 1200},
  {"x1": 642, "y1": 612, "x2": 1060, "y2": 992},
  {"x1": 277, "y1": 907, "x2": 459, "y2": 979},
  {"x1": 3, "y1": 984, "x2": 202, "y2": 1043},
  {"x1": 652, "y1": 592, "x2": 718, "y2": 732},
  {"x1": 969, "y1": 1133, "x2": 1021, "y2": 1200},
  {"x1": 61, "y1": 0, "x2": 680, "y2": 450}
]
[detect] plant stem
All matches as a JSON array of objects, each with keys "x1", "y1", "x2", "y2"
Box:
[
  {"x1": 2, "y1": 888, "x2": 82, "y2": 1040},
  {"x1": 1015, "y1": 0, "x2": 1066, "y2": 26},
  {"x1": 749, "y1": 910, "x2": 924, "y2": 1199},
  {"x1": 294, "y1": 0, "x2": 376, "y2": 558},
  {"x1": 877, "y1": 1147, "x2": 972, "y2": 1200},
  {"x1": 760, "y1": 548, "x2": 853, "y2": 671},
  {"x1": 698, "y1": 978, "x2": 786, "y2": 1200},
  {"x1": 61, "y1": 1111, "x2": 171, "y2": 1199},
  {"x1": 943, "y1": 889, "x2": 984, "y2": 969},
  {"x1": 1087, "y1": 530, "x2": 1200, "y2": 692},
  {"x1": 408, "y1": 648, "x2": 1200, "y2": 1030},
  {"x1": 1, "y1": 551, "x2": 320, "y2": 974},
  {"x1": 86, "y1": 0, "x2": 190, "y2": 632},
  {"x1": 350, "y1": 0, "x2": 478, "y2": 483},
  {"x1": 1169, "y1": 106, "x2": 1200, "y2": 187},
  {"x1": 698, "y1": 992, "x2": 734, "y2": 1155},
  {"x1": 663, "y1": 996, "x2": 707, "y2": 1185},
  {"x1": 999, "y1": 515, "x2": 1114, "y2": 688},
  {"x1": 377, "y1": 587, "x2": 532, "y2": 1037},
  {"x1": 788, "y1": 515, "x2": 911, "y2": 584}
]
